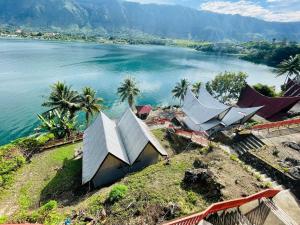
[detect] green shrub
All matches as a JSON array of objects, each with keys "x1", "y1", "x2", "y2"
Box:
[
  {"x1": 230, "y1": 154, "x2": 239, "y2": 162},
  {"x1": 0, "y1": 215, "x2": 8, "y2": 224},
  {"x1": 186, "y1": 191, "x2": 197, "y2": 205},
  {"x1": 109, "y1": 184, "x2": 128, "y2": 203},
  {"x1": 37, "y1": 133, "x2": 55, "y2": 145},
  {"x1": 39, "y1": 200, "x2": 58, "y2": 212}
]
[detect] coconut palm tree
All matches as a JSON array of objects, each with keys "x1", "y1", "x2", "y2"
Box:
[
  {"x1": 80, "y1": 87, "x2": 104, "y2": 127},
  {"x1": 172, "y1": 78, "x2": 190, "y2": 105},
  {"x1": 276, "y1": 54, "x2": 300, "y2": 84},
  {"x1": 117, "y1": 77, "x2": 140, "y2": 109},
  {"x1": 192, "y1": 81, "x2": 202, "y2": 98},
  {"x1": 42, "y1": 81, "x2": 81, "y2": 118}
]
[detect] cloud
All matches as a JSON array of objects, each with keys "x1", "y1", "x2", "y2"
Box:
[{"x1": 200, "y1": 1, "x2": 300, "y2": 22}]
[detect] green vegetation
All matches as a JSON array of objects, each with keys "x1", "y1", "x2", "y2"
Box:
[
  {"x1": 253, "y1": 83, "x2": 278, "y2": 97},
  {"x1": 81, "y1": 87, "x2": 104, "y2": 127},
  {"x1": 192, "y1": 82, "x2": 202, "y2": 98},
  {"x1": 108, "y1": 184, "x2": 128, "y2": 203},
  {"x1": 206, "y1": 71, "x2": 248, "y2": 103},
  {"x1": 38, "y1": 110, "x2": 78, "y2": 139},
  {"x1": 40, "y1": 82, "x2": 104, "y2": 139},
  {"x1": 42, "y1": 81, "x2": 82, "y2": 118},
  {"x1": 0, "y1": 143, "x2": 81, "y2": 219},
  {"x1": 240, "y1": 41, "x2": 300, "y2": 67},
  {"x1": 276, "y1": 54, "x2": 300, "y2": 84},
  {"x1": 117, "y1": 77, "x2": 141, "y2": 109},
  {"x1": 172, "y1": 78, "x2": 190, "y2": 105}
]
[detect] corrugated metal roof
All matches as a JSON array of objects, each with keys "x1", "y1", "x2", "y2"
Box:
[
  {"x1": 82, "y1": 112, "x2": 129, "y2": 184},
  {"x1": 183, "y1": 89, "x2": 230, "y2": 125},
  {"x1": 118, "y1": 108, "x2": 167, "y2": 164}
]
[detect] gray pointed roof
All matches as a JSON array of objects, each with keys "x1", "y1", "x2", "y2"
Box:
[
  {"x1": 182, "y1": 87, "x2": 262, "y2": 132},
  {"x1": 82, "y1": 112, "x2": 129, "y2": 184},
  {"x1": 183, "y1": 89, "x2": 230, "y2": 125},
  {"x1": 198, "y1": 86, "x2": 228, "y2": 109},
  {"x1": 83, "y1": 108, "x2": 167, "y2": 184},
  {"x1": 222, "y1": 106, "x2": 263, "y2": 126},
  {"x1": 117, "y1": 108, "x2": 167, "y2": 164}
]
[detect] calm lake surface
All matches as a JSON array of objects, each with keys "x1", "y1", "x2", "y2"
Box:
[{"x1": 0, "y1": 39, "x2": 283, "y2": 145}]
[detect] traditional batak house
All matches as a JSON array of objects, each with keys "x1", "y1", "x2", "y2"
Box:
[{"x1": 82, "y1": 108, "x2": 167, "y2": 188}]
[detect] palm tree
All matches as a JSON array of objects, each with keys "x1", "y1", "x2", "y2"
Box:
[
  {"x1": 192, "y1": 81, "x2": 202, "y2": 98},
  {"x1": 117, "y1": 77, "x2": 140, "y2": 109},
  {"x1": 172, "y1": 78, "x2": 190, "y2": 105},
  {"x1": 37, "y1": 110, "x2": 77, "y2": 138},
  {"x1": 42, "y1": 81, "x2": 81, "y2": 118},
  {"x1": 276, "y1": 54, "x2": 300, "y2": 84},
  {"x1": 80, "y1": 87, "x2": 104, "y2": 127}
]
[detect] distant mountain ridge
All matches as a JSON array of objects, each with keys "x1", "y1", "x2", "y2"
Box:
[{"x1": 0, "y1": 0, "x2": 300, "y2": 41}]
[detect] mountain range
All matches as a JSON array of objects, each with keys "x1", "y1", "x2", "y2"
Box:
[{"x1": 0, "y1": 0, "x2": 300, "y2": 42}]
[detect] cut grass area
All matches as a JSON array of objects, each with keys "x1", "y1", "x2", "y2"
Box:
[{"x1": 0, "y1": 143, "x2": 81, "y2": 216}]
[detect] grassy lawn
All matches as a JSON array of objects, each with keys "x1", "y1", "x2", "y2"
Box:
[{"x1": 0, "y1": 143, "x2": 82, "y2": 217}]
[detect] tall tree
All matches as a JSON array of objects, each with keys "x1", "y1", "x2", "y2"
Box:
[
  {"x1": 117, "y1": 77, "x2": 140, "y2": 109},
  {"x1": 172, "y1": 78, "x2": 190, "y2": 105},
  {"x1": 42, "y1": 82, "x2": 81, "y2": 118},
  {"x1": 276, "y1": 54, "x2": 300, "y2": 84},
  {"x1": 206, "y1": 71, "x2": 248, "y2": 103},
  {"x1": 80, "y1": 87, "x2": 103, "y2": 127},
  {"x1": 192, "y1": 81, "x2": 202, "y2": 98}
]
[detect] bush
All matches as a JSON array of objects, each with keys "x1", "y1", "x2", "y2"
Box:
[
  {"x1": 0, "y1": 215, "x2": 8, "y2": 224},
  {"x1": 230, "y1": 154, "x2": 239, "y2": 162},
  {"x1": 186, "y1": 191, "x2": 197, "y2": 205},
  {"x1": 37, "y1": 133, "x2": 55, "y2": 145},
  {"x1": 109, "y1": 184, "x2": 128, "y2": 203},
  {"x1": 253, "y1": 83, "x2": 277, "y2": 97}
]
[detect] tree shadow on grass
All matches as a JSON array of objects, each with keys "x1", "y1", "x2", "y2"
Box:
[{"x1": 40, "y1": 157, "x2": 89, "y2": 206}]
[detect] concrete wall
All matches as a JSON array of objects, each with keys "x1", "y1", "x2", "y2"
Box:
[{"x1": 92, "y1": 154, "x2": 128, "y2": 188}]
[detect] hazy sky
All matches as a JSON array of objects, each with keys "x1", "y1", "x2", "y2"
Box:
[{"x1": 125, "y1": 0, "x2": 300, "y2": 22}]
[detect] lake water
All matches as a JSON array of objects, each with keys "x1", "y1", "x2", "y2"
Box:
[{"x1": 0, "y1": 39, "x2": 283, "y2": 145}]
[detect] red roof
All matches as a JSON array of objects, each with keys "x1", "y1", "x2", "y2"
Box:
[
  {"x1": 136, "y1": 105, "x2": 152, "y2": 115},
  {"x1": 237, "y1": 84, "x2": 300, "y2": 120}
]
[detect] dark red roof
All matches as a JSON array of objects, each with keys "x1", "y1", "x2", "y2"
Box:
[
  {"x1": 136, "y1": 105, "x2": 152, "y2": 115},
  {"x1": 284, "y1": 78, "x2": 300, "y2": 97},
  {"x1": 237, "y1": 84, "x2": 300, "y2": 120}
]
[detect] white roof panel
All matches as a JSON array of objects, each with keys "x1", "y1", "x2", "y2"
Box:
[
  {"x1": 183, "y1": 89, "x2": 230, "y2": 125},
  {"x1": 117, "y1": 108, "x2": 167, "y2": 164},
  {"x1": 198, "y1": 87, "x2": 228, "y2": 109},
  {"x1": 82, "y1": 112, "x2": 129, "y2": 184}
]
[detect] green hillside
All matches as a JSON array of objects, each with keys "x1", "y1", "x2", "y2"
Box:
[{"x1": 0, "y1": 129, "x2": 267, "y2": 224}]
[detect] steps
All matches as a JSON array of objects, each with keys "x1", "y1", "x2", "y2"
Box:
[{"x1": 232, "y1": 134, "x2": 266, "y2": 156}]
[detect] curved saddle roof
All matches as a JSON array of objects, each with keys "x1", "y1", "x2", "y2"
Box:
[{"x1": 238, "y1": 84, "x2": 300, "y2": 119}]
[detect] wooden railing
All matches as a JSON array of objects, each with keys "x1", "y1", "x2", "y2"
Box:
[
  {"x1": 162, "y1": 189, "x2": 281, "y2": 225},
  {"x1": 252, "y1": 118, "x2": 300, "y2": 131}
]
